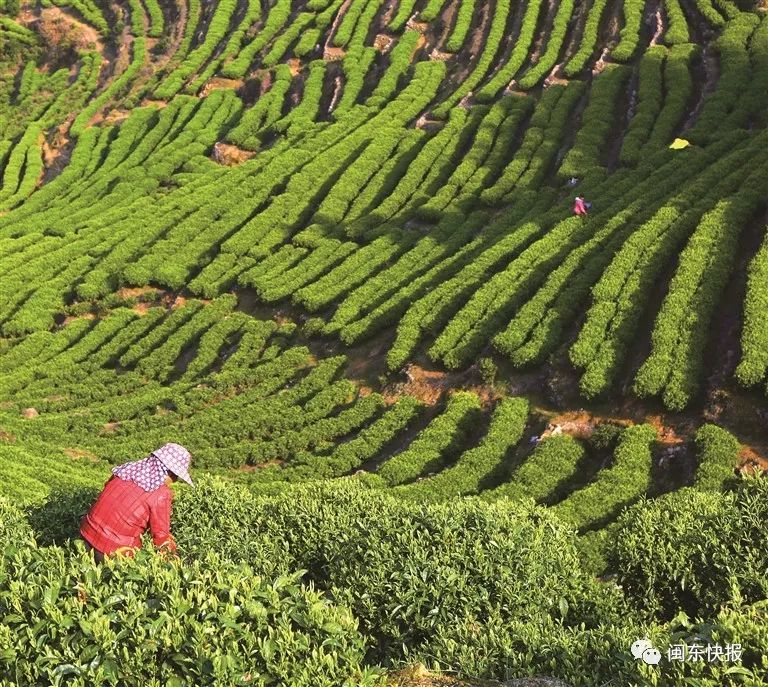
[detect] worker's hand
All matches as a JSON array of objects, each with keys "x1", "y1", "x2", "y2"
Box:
[
  {"x1": 158, "y1": 537, "x2": 178, "y2": 560},
  {"x1": 114, "y1": 546, "x2": 136, "y2": 559}
]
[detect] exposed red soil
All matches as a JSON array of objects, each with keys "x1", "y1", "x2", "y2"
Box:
[
  {"x1": 62, "y1": 312, "x2": 96, "y2": 326},
  {"x1": 132, "y1": 301, "x2": 155, "y2": 315},
  {"x1": 436, "y1": 0, "x2": 460, "y2": 51},
  {"x1": 118, "y1": 286, "x2": 163, "y2": 299},
  {"x1": 167, "y1": 294, "x2": 188, "y2": 309},
  {"x1": 593, "y1": 0, "x2": 624, "y2": 75},
  {"x1": 388, "y1": 664, "x2": 505, "y2": 686},
  {"x1": 212, "y1": 142, "x2": 257, "y2": 165},
  {"x1": 646, "y1": 414, "x2": 688, "y2": 445},
  {"x1": 739, "y1": 446, "x2": 768, "y2": 474},
  {"x1": 22, "y1": 6, "x2": 104, "y2": 53},
  {"x1": 538, "y1": 409, "x2": 627, "y2": 440},
  {"x1": 406, "y1": 19, "x2": 430, "y2": 34},
  {"x1": 527, "y1": 0, "x2": 561, "y2": 68},
  {"x1": 465, "y1": 5, "x2": 490, "y2": 61},
  {"x1": 374, "y1": 33, "x2": 395, "y2": 52},
  {"x1": 380, "y1": 363, "x2": 494, "y2": 406},
  {"x1": 325, "y1": 0, "x2": 353, "y2": 53},
  {"x1": 345, "y1": 341, "x2": 389, "y2": 379},
  {"x1": 329, "y1": 74, "x2": 344, "y2": 110},
  {"x1": 41, "y1": 122, "x2": 72, "y2": 178},
  {"x1": 380, "y1": 0, "x2": 400, "y2": 26},
  {"x1": 155, "y1": 0, "x2": 188, "y2": 73},
  {"x1": 101, "y1": 109, "x2": 131, "y2": 125},
  {"x1": 429, "y1": 48, "x2": 453, "y2": 62},
  {"x1": 323, "y1": 46, "x2": 346, "y2": 62},
  {"x1": 200, "y1": 77, "x2": 245, "y2": 96},
  {"x1": 648, "y1": 3, "x2": 664, "y2": 47},
  {"x1": 545, "y1": 0, "x2": 591, "y2": 83},
  {"x1": 383, "y1": 364, "x2": 450, "y2": 405},
  {"x1": 64, "y1": 447, "x2": 100, "y2": 463},
  {"x1": 287, "y1": 58, "x2": 302, "y2": 76}
]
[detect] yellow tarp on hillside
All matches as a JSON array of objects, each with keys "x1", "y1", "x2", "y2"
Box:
[{"x1": 669, "y1": 138, "x2": 691, "y2": 149}]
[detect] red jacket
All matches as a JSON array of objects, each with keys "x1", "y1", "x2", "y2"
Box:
[
  {"x1": 574, "y1": 198, "x2": 587, "y2": 215},
  {"x1": 80, "y1": 476, "x2": 176, "y2": 555}
]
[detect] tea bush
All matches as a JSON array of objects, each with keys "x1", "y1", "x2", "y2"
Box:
[
  {"x1": 419, "y1": 600, "x2": 768, "y2": 686},
  {"x1": 693, "y1": 423, "x2": 741, "y2": 491},
  {"x1": 172, "y1": 479, "x2": 629, "y2": 661},
  {"x1": 0, "y1": 524, "x2": 380, "y2": 686},
  {"x1": 611, "y1": 480, "x2": 768, "y2": 619}
]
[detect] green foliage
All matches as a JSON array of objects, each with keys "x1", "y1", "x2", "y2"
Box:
[
  {"x1": 376, "y1": 391, "x2": 482, "y2": 485},
  {"x1": 0, "y1": 528, "x2": 380, "y2": 685},
  {"x1": 488, "y1": 434, "x2": 586, "y2": 503},
  {"x1": 420, "y1": 601, "x2": 768, "y2": 685},
  {"x1": 396, "y1": 396, "x2": 529, "y2": 501},
  {"x1": 444, "y1": 0, "x2": 474, "y2": 52},
  {"x1": 694, "y1": 424, "x2": 740, "y2": 491},
  {"x1": 664, "y1": 0, "x2": 690, "y2": 44},
  {"x1": 476, "y1": 0, "x2": 542, "y2": 100},
  {"x1": 554, "y1": 424, "x2": 657, "y2": 531},
  {"x1": 612, "y1": 479, "x2": 768, "y2": 619},
  {"x1": 434, "y1": 0, "x2": 513, "y2": 116},
  {"x1": 563, "y1": 0, "x2": 610, "y2": 76},
  {"x1": 736, "y1": 226, "x2": 768, "y2": 388},
  {"x1": 634, "y1": 182, "x2": 766, "y2": 410},
  {"x1": 612, "y1": 0, "x2": 646, "y2": 61},
  {"x1": 517, "y1": 0, "x2": 575, "y2": 89},
  {"x1": 559, "y1": 64, "x2": 631, "y2": 178},
  {"x1": 173, "y1": 479, "x2": 627, "y2": 661},
  {"x1": 620, "y1": 46, "x2": 666, "y2": 164},
  {"x1": 478, "y1": 356, "x2": 497, "y2": 384},
  {"x1": 0, "y1": 4, "x2": 767, "y2": 683}
]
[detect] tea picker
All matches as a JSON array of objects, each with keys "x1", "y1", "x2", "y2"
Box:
[
  {"x1": 80, "y1": 443, "x2": 194, "y2": 562},
  {"x1": 573, "y1": 196, "x2": 589, "y2": 217}
]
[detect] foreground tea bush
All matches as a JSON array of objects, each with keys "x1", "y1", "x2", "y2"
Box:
[
  {"x1": 0, "y1": 499, "x2": 380, "y2": 687},
  {"x1": 421, "y1": 601, "x2": 768, "y2": 686},
  {"x1": 612, "y1": 479, "x2": 768, "y2": 620},
  {"x1": 173, "y1": 479, "x2": 629, "y2": 662}
]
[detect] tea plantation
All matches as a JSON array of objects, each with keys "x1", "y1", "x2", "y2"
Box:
[{"x1": 0, "y1": 0, "x2": 767, "y2": 684}]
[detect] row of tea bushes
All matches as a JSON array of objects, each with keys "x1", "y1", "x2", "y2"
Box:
[{"x1": 0, "y1": 498, "x2": 381, "y2": 687}]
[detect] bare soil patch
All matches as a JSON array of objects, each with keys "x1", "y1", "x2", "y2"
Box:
[
  {"x1": 200, "y1": 77, "x2": 245, "y2": 96},
  {"x1": 118, "y1": 286, "x2": 161, "y2": 299},
  {"x1": 324, "y1": 46, "x2": 346, "y2": 61},
  {"x1": 212, "y1": 142, "x2": 257, "y2": 165},
  {"x1": 739, "y1": 446, "x2": 768, "y2": 474},
  {"x1": 64, "y1": 447, "x2": 100, "y2": 463},
  {"x1": 381, "y1": 363, "x2": 486, "y2": 406},
  {"x1": 26, "y1": 6, "x2": 104, "y2": 53},
  {"x1": 388, "y1": 664, "x2": 566, "y2": 687}
]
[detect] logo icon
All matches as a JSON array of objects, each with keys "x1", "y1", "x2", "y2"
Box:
[{"x1": 631, "y1": 638, "x2": 662, "y2": 666}]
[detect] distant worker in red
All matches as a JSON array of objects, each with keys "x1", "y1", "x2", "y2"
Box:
[
  {"x1": 80, "y1": 443, "x2": 193, "y2": 562},
  {"x1": 573, "y1": 195, "x2": 589, "y2": 217}
]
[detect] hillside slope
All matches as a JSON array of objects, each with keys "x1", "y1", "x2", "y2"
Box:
[{"x1": 0, "y1": 0, "x2": 767, "y2": 684}]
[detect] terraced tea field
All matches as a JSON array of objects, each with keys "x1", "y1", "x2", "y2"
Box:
[{"x1": 0, "y1": 0, "x2": 766, "y2": 684}]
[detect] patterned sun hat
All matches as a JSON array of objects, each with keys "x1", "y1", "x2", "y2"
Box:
[
  {"x1": 112, "y1": 456, "x2": 168, "y2": 492},
  {"x1": 152, "y1": 443, "x2": 194, "y2": 486}
]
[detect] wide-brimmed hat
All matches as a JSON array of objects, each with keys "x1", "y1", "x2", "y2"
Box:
[{"x1": 152, "y1": 443, "x2": 193, "y2": 486}]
